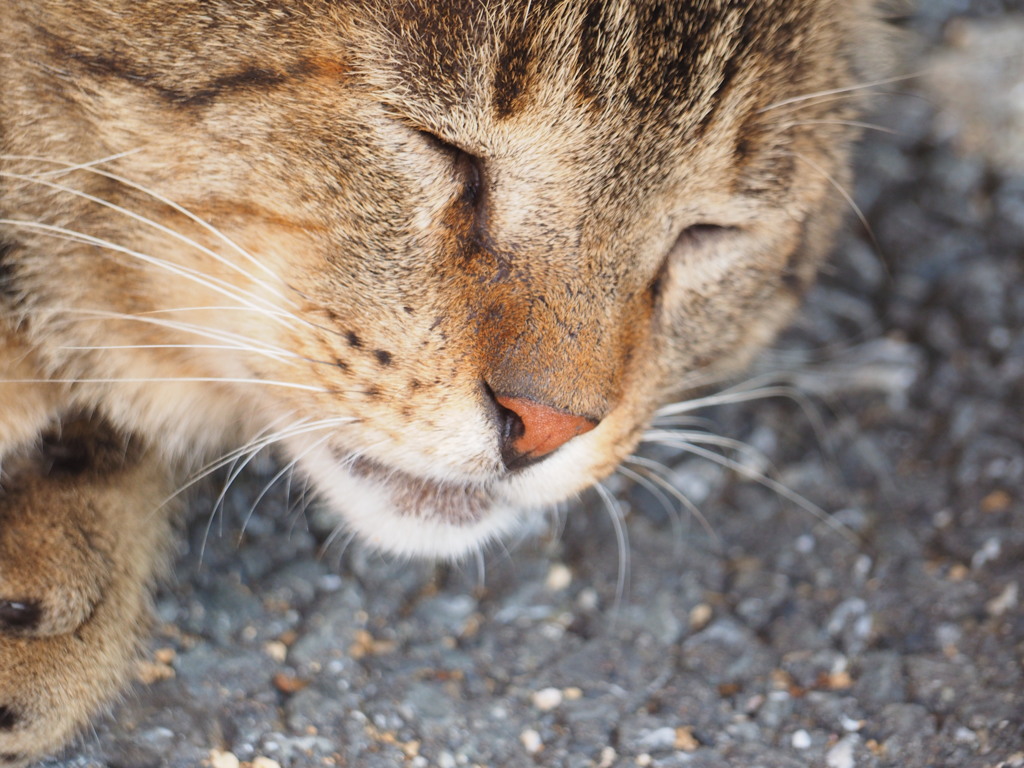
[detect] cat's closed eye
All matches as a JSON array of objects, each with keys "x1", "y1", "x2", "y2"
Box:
[{"x1": 417, "y1": 129, "x2": 485, "y2": 208}]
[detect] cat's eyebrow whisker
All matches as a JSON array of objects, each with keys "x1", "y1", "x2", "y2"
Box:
[
  {"x1": 594, "y1": 481, "x2": 630, "y2": 611},
  {"x1": 786, "y1": 151, "x2": 880, "y2": 255},
  {"x1": 0, "y1": 154, "x2": 293, "y2": 305},
  {"x1": 758, "y1": 71, "x2": 924, "y2": 113},
  {"x1": 774, "y1": 119, "x2": 899, "y2": 135},
  {"x1": 0, "y1": 219, "x2": 292, "y2": 327}
]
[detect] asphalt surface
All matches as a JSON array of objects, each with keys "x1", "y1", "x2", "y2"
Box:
[{"x1": 42, "y1": 2, "x2": 1024, "y2": 767}]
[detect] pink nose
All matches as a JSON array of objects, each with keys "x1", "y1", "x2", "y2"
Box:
[{"x1": 495, "y1": 395, "x2": 598, "y2": 466}]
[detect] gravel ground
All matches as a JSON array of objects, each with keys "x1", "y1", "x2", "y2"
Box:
[{"x1": 42, "y1": 3, "x2": 1024, "y2": 767}]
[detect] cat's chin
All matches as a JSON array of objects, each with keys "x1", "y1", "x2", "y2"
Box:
[{"x1": 295, "y1": 446, "x2": 530, "y2": 560}]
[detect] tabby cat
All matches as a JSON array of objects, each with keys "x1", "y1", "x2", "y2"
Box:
[{"x1": 0, "y1": 0, "x2": 885, "y2": 763}]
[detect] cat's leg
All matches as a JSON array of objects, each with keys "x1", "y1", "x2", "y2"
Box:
[{"x1": 0, "y1": 427, "x2": 177, "y2": 767}]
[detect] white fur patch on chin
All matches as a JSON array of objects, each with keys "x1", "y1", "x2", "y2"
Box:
[{"x1": 297, "y1": 445, "x2": 527, "y2": 560}]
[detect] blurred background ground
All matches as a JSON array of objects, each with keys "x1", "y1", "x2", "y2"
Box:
[{"x1": 44, "y1": 2, "x2": 1024, "y2": 767}]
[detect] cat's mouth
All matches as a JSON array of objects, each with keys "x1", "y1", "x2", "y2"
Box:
[
  {"x1": 346, "y1": 455, "x2": 494, "y2": 526},
  {"x1": 295, "y1": 441, "x2": 527, "y2": 559}
]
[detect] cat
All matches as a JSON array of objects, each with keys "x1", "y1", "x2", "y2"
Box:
[{"x1": 0, "y1": 0, "x2": 887, "y2": 763}]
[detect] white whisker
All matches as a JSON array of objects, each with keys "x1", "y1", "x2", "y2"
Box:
[
  {"x1": 620, "y1": 457, "x2": 721, "y2": 547},
  {"x1": 1, "y1": 154, "x2": 291, "y2": 300},
  {"x1": 643, "y1": 429, "x2": 778, "y2": 475},
  {"x1": 238, "y1": 432, "x2": 337, "y2": 545},
  {"x1": 786, "y1": 151, "x2": 878, "y2": 252},
  {"x1": 774, "y1": 119, "x2": 899, "y2": 135},
  {"x1": 2, "y1": 169, "x2": 292, "y2": 310},
  {"x1": 639, "y1": 435, "x2": 855, "y2": 544},
  {"x1": 54, "y1": 308, "x2": 300, "y2": 363},
  {"x1": 758, "y1": 71, "x2": 923, "y2": 113},
  {"x1": 0, "y1": 376, "x2": 328, "y2": 392},
  {"x1": 0, "y1": 218, "x2": 294, "y2": 328},
  {"x1": 594, "y1": 481, "x2": 630, "y2": 611},
  {"x1": 168, "y1": 416, "x2": 356, "y2": 505}
]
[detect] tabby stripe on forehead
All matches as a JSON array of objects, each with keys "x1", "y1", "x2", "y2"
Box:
[
  {"x1": 492, "y1": 0, "x2": 559, "y2": 118},
  {"x1": 56, "y1": 43, "x2": 295, "y2": 108}
]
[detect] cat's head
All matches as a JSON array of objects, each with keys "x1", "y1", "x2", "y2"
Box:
[{"x1": 2, "y1": 0, "x2": 885, "y2": 556}]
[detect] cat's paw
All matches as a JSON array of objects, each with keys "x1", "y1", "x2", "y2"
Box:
[
  {"x1": 0, "y1": 503, "x2": 112, "y2": 638},
  {"x1": 0, "y1": 446, "x2": 175, "y2": 766}
]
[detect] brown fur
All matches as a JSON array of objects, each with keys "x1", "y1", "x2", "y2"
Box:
[{"x1": 0, "y1": 1, "x2": 885, "y2": 763}]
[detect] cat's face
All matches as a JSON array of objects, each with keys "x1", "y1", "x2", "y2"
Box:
[{"x1": 3, "y1": 0, "x2": 878, "y2": 556}]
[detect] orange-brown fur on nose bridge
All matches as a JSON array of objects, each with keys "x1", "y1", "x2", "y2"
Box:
[{"x1": 495, "y1": 395, "x2": 597, "y2": 459}]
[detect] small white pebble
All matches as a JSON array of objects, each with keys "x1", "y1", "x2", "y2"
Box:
[
  {"x1": 954, "y1": 726, "x2": 978, "y2": 744},
  {"x1": 841, "y1": 715, "x2": 863, "y2": 732},
  {"x1": 795, "y1": 534, "x2": 815, "y2": 553},
  {"x1": 251, "y1": 758, "x2": 281, "y2": 768},
  {"x1": 987, "y1": 581, "x2": 1019, "y2": 617},
  {"x1": 577, "y1": 588, "x2": 599, "y2": 611},
  {"x1": 792, "y1": 729, "x2": 812, "y2": 749},
  {"x1": 689, "y1": 603, "x2": 713, "y2": 631},
  {"x1": 208, "y1": 750, "x2": 240, "y2": 768},
  {"x1": 635, "y1": 754, "x2": 652, "y2": 767},
  {"x1": 437, "y1": 751, "x2": 457, "y2": 768},
  {"x1": 598, "y1": 746, "x2": 617, "y2": 768},
  {"x1": 263, "y1": 641, "x2": 288, "y2": 663},
  {"x1": 319, "y1": 573, "x2": 344, "y2": 591},
  {"x1": 972, "y1": 536, "x2": 1002, "y2": 569},
  {"x1": 520, "y1": 729, "x2": 543, "y2": 754},
  {"x1": 410, "y1": 757, "x2": 428, "y2": 768},
  {"x1": 826, "y1": 736, "x2": 857, "y2": 768},
  {"x1": 545, "y1": 563, "x2": 573, "y2": 591},
  {"x1": 532, "y1": 687, "x2": 563, "y2": 711}
]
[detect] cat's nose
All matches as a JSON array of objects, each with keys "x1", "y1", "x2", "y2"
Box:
[{"x1": 492, "y1": 393, "x2": 599, "y2": 471}]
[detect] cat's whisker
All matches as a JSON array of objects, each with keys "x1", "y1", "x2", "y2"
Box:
[
  {"x1": 656, "y1": 374, "x2": 835, "y2": 478},
  {"x1": 319, "y1": 525, "x2": 357, "y2": 568},
  {"x1": 657, "y1": 380, "x2": 815, "y2": 417},
  {"x1": 649, "y1": 414, "x2": 719, "y2": 431},
  {"x1": 616, "y1": 464, "x2": 686, "y2": 552},
  {"x1": 55, "y1": 309, "x2": 299, "y2": 363},
  {"x1": 238, "y1": 434, "x2": 336, "y2": 545},
  {"x1": 774, "y1": 118, "x2": 899, "y2": 135},
  {"x1": 1, "y1": 154, "x2": 293, "y2": 305},
  {"x1": 594, "y1": 481, "x2": 630, "y2": 611},
  {"x1": 758, "y1": 71, "x2": 923, "y2": 113},
  {"x1": 203, "y1": 431, "x2": 336, "y2": 562},
  {"x1": 639, "y1": 435, "x2": 856, "y2": 544},
  {"x1": 0, "y1": 172, "x2": 293, "y2": 320},
  {"x1": 0, "y1": 218, "x2": 292, "y2": 326},
  {"x1": 621, "y1": 455, "x2": 721, "y2": 546},
  {"x1": 58, "y1": 308, "x2": 349, "y2": 372},
  {"x1": 642, "y1": 428, "x2": 779, "y2": 476},
  {"x1": 24, "y1": 149, "x2": 143, "y2": 179},
  {"x1": 0, "y1": 375, "x2": 328, "y2": 392},
  {"x1": 169, "y1": 416, "x2": 356, "y2": 504},
  {"x1": 786, "y1": 151, "x2": 880, "y2": 255}
]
